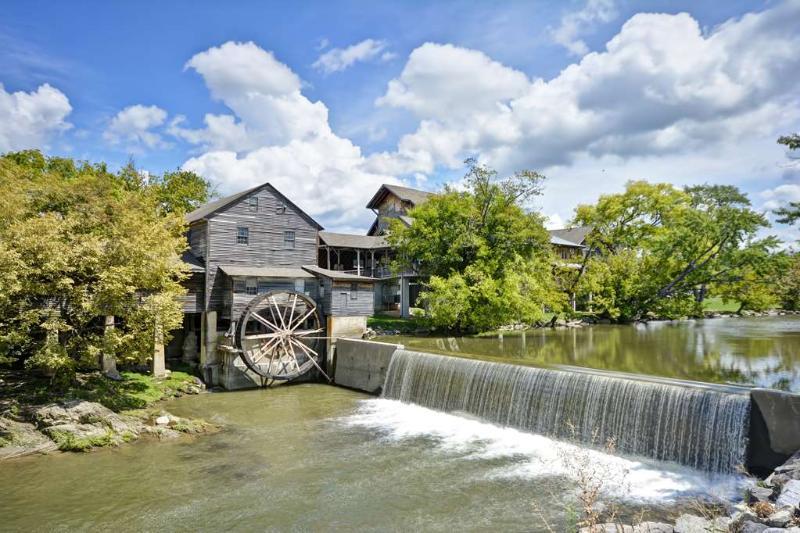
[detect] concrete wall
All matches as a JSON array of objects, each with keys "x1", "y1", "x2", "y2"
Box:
[
  {"x1": 750, "y1": 388, "x2": 800, "y2": 475},
  {"x1": 333, "y1": 338, "x2": 403, "y2": 395}
]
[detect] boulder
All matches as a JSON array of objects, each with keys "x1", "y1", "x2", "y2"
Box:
[
  {"x1": 673, "y1": 515, "x2": 730, "y2": 533},
  {"x1": 749, "y1": 486, "x2": 776, "y2": 504},
  {"x1": 633, "y1": 522, "x2": 674, "y2": 532},
  {"x1": 155, "y1": 415, "x2": 170, "y2": 425},
  {"x1": 777, "y1": 479, "x2": 800, "y2": 508},
  {"x1": 0, "y1": 416, "x2": 58, "y2": 459},
  {"x1": 579, "y1": 524, "x2": 634, "y2": 533},
  {"x1": 766, "y1": 508, "x2": 793, "y2": 528},
  {"x1": 33, "y1": 400, "x2": 138, "y2": 436},
  {"x1": 740, "y1": 523, "x2": 768, "y2": 533}
]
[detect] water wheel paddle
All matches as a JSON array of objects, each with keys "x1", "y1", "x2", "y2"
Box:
[{"x1": 235, "y1": 290, "x2": 329, "y2": 385}]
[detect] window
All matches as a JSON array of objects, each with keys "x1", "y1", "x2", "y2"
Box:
[
  {"x1": 237, "y1": 227, "x2": 249, "y2": 245},
  {"x1": 234, "y1": 280, "x2": 246, "y2": 293},
  {"x1": 246, "y1": 279, "x2": 258, "y2": 295},
  {"x1": 276, "y1": 202, "x2": 287, "y2": 214},
  {"x1": 294, "y1": 279, "x2": 305, "y2": 293},
  {"x1": 257, "y1": 281, "x2": 270, "y2": 294},
  {"x1": 350, "y1": 282, "x2": 358, "y2": 300},
  {"x1": 248, "y1": 196, "x2": 258, "y2": 211},
  {"x1": 284, "y1": 230, "x2": 295, "y2": 248}
]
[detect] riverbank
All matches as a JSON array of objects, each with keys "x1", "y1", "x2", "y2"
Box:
[{"x1": 0, "y1": 369, "x2": 218, "y2": 460}]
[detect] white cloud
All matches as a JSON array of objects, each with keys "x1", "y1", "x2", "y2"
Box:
[
  {"x1": 175, "y1": 41, "x2": 398, "y2": 229},
  {"x1": 371, "y1": 2, "x2": 800, "y2": 179},
  {"x1": 0, "y1": 83, "x2": 71, "y2": 152},
  {"x1": 551, "y1": 0, "x2": 617, "y2": 56},
  {"x1": 313, "y1": 39, "x2": 390, "y2": 74},
  {"x1": 760, "y1": 184, "x2": 800, "y2": 211},
  {"x1": 104, "y1": 104, "x2": 168, "y2": 149}
]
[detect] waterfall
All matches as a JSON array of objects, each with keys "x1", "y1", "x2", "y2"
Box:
[{"x1": 382, "y1": 350, "x2": 750, "y2": 473}]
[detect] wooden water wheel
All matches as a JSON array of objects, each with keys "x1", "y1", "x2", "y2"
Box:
[{"x1": 235, "y1": 290, "x2": 329, "y2": 385}]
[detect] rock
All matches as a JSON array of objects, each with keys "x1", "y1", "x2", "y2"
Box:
[
  {"x1": 740, "y1": 523, "x2": 768, "y2": 533},
  {"x1": 764, "y1": 528, "x2": 800, "y2": 533},
  {"x1": 0, "y1": 416, "x2": 58, "y2": 459},
  {"x1": 579, "y1": 524, "x2": 633, "y2": 533},
  {"x1": 31, "y1": 400, "x2": 141, "y2": 451},
  {"x1": 155, "y1": 415, "x2": 170, "y2": 425},
  {"x1": 777, "y1": 479, "x2": 800, "y2": 508},
  {"x1": 673, "y1": 515, "x2": 729, "y2": 533},
  {"x1": 633, "y1": 522, "x2": 674, "y2": 532},
  {"x1": 766, "y1": 508, "x2": 793, "y2": 528},
  {"x1": 749, "y1": 486, "x2": 776, "y2": 503}
]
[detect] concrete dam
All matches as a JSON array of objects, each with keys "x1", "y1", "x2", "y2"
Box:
[{"x1": 333, "y1": 338, "x2": 800, "y2": 476}]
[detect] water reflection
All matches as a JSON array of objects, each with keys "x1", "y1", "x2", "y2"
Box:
[{"x1": 386, "y1": 316, "x2": 800, "y2": 391}]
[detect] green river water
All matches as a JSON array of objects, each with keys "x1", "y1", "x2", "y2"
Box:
[
  {"x1": 384, "y1": 316, "x2": 800, "y2": 392},
  {"x1": 4, "y1": 317, "x2": 797, "y2": 531}
]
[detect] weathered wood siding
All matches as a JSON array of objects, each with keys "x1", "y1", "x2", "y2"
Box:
[
  {"x1": 321, "y1": 280, "x2": 374, "y2": 317},
  {"x1": 179, "y1": 273, "x2": 204, "y2": 313},
  {"x1": 188, "y1": 221, "x2": 208, "y2": 261},
  {"x1": 224, "y1": 277, "x2": 320, "y2": 320},
  {"x1": 204, "y1": 185, "x2": 319, "y2": 311}
]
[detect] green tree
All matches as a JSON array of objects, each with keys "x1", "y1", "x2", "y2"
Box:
[
  {"x1": 775, "y1": 134, "x2": 800, "y2": 225},
  {"x1": 389, "y1": 159, "x2": 564, "y2": 331},
  {"x1": 573, "y1": 181, "x2": 775, "y2": 321},
  {"x1": 0, "y1": 151, "x2": 192, "y2": 380}
]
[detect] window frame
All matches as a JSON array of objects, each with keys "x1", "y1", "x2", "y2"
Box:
[
  {"x1": 283, "y1": 230, "x2": 296, "y2": 249},
  {"x1": 236, "y1": 226, "x2": 249, "y2": 245},
  {"x1": 248, "y1": 196, "x2": 259, "y2": 212}
]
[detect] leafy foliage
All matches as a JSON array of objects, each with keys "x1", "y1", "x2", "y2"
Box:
[
  {"x1": 389, "y1": 159, "x2": 564, "y2": 331},
  {"x1": 0, "y1": 150, "x2": 203, "y2": 379},
  {"x1": 573, "y1": 181, "x2": 776, "y2": 320}
]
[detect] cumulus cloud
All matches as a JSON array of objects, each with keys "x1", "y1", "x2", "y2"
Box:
[
  {"x1": 104, "y1": 104, "x2": 168, "y2": 148},
  {"x1": 175, "y1": 41, "x2": 397, "y2": 229},
  {"x1": 760, "y1": 184, "x2": 800, "y2": 211},
  {"x1": 0, "y1": 83, "x2": 71, "y2": 152},
  {"x1": 551, "y1": 0, "x2": 617, "y2": 56},
  {"x1": 313, "y1": 39, "x2": 389, "y2": 74},
  {"x1": 370, "y1": 2, "x2": 800, "y2": 177}
]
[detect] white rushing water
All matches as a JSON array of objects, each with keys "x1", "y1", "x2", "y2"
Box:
[
  {"x1": 343, "y1": 398, "x2": 749, "y2": 503},
  {"x1": 382, "y1": 350, "x2": 751, "y2": 474}
]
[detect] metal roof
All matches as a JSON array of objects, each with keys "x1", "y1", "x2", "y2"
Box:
[
  {"x1": 319, "y1": 231, "x2": 389, "y2": 249},
  {"x1": 549, "y1": 235, "x2": 585, "y2": 248},
  {"x1": 185, "y1": 182, "x2": 323, "y2": 229},
  {"x1": 219, "y1": 265, "x2": 314, "y2": 278},
  {"x1": 181, "y1": 251, "x2": 205, "y2": 273},
  {"x1": 366, "y1": 183, "x2": 433, "y2": 209},
  {"x1": 548, "y1": 226, "x2": 592, "y2": 246},
  {"x1": 301, "y1": 265, "x2": 376, "y2": 282}
]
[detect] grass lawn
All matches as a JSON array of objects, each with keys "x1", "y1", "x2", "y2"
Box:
[{"x1": 367, "y1": 313, "x2": 425, "y2": 333}]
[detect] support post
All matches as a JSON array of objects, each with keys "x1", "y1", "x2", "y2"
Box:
[
  {"x1": 400, "y1": 276, "x2": 410, "y2": 319},
  {"x1": 101, "y1": 315, "x2": 121, "y2": 380},
  {"x1": 356, "y1": 249, "x2": 361, "y2": 276},
  {"x1": 151, "y1": 320, "x2": 166, "y2": 378},
  {"x1": 326, "y1": 247, "x2": 331, "y2": 269},
  {"x1": 200, "y1": 310, "x2": 219, "y2": 385}
]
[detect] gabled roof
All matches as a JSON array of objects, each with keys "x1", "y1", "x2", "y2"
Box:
[
  {"x1": 185, "y1": 182, "x2": 323, "y2": 229},
  {"x1": 549, "y1": 235, "x2": 584, "y2": 248},
  {"x1": 548, "y1": 226, "x2": 592, "y2": 246},
  {"x1": 319, "y1": 231, "x2": 389, "y2": 249},
  {"x1": 302, "y1": 265, "x2": 376, "y2": 282},
  {"x1": 366, "y1": 183, "x2": 433, "y2": 209}
]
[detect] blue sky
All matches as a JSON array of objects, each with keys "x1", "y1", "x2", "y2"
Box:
[{"x1": 1, "y1": 0, "x2": 798, "y2": 241}]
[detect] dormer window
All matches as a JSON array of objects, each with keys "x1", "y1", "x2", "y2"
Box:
[
  {"x1": 237, "y1": 227, "x2": 249, "y2": 245},
  {"x1": 248, "y1": 196, "x2": 258, "y2": 211}
]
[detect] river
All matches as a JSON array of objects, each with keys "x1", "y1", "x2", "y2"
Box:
[
  {"x1": 2, "y1": 384, "x2": 746, "y2": 532},
  {"x1": 383, "y1": 316, "x2": 800, "y2": 392}
]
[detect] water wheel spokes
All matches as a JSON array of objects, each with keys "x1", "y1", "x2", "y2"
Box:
[{"x1": 236, "y1": 290, "x2": 329, "y2": 384}]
